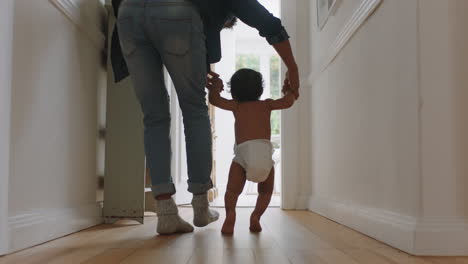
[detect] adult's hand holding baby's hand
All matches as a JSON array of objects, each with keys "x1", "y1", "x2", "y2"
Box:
[
  {"x1": 285, "y1": 67, "x2": 300, "y2": 99},
  {"x1": 207, "y1": 71, "x2": 224, "y2": 93},
  {"x1": 282, "y1": 79, "x2": 293, "y2": 95}
]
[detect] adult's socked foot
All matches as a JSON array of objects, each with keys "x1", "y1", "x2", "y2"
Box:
[
  {"x1": 156, "y1": 198, "x2": 194, "y2": 235},
  {"x1": 192, "y1": 193, "x2": 220, "y2": 227}
]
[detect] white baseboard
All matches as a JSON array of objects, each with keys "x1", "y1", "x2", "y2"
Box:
[
  {"x1": 413, "y1": 218, "x2": 468, "y2": 256},
  {"x1": 7, "y1": 203, "x2": 103, "y2": 254},
  {"x1": 308, "y1": 195, "x2": 468, "y2": 256}
]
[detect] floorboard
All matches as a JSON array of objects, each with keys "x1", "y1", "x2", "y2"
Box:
[{"x1": 1, "y1": 208, "x2": 466, "y2": 264}]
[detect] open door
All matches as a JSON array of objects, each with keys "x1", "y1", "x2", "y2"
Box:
[{"x1": 103, "y1": 1, "x2": 145, "y2": 224}]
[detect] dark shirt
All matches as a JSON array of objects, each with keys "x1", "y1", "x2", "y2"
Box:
[{"x1": 110, "y1": 0, "x2": 289, "y2": 82}]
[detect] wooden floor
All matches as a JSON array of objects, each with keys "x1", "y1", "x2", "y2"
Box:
[{"x1": 1, "y1": 208, "x2": 467, "y2": 264}]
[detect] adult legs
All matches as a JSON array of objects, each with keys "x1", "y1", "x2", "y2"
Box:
[
  {"x1": 149, "y1": 1, "x2": 218, "y2": 226},
  {"x1": 117, "y1": 4, "x2": 191, "y2": 234}
]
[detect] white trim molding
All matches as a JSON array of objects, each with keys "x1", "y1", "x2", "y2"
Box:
[
  {"x1": 0, "y1": 0, "x2": 14, "y2": 256},
  {"x1": 309, "y1": 196, "x2": 468, "y2": 256},
  {"x1": 7, "y1": 203, "x2": 103, "y2": 253},
  {"x1": 309, "y1": 0, "x2": 383, "y2": 83},
  {"x1": 280, "y1": 0, "x2": 301, "y2": 210},
  {"x1": 49, "y1": 0, "x2": 106, "y2": 50}
]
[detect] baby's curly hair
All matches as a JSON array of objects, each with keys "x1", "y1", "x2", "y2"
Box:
[{"x1": 229, "y1": 69, "x2": 264, "y2": 102}]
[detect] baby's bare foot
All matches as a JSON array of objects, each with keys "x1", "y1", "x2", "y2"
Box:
[
  {"x1": 249, "y1": 213, "x2": 262, "y2": 233},
  {"x1": 221, "y1": 212, "x2": 236, "y2": 235}
]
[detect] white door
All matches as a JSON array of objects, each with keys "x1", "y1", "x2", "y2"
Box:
[{"x1": 103, "y1": 2, "x2": 145, "y2": 224}]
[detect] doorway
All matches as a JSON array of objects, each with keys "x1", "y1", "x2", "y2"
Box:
[{"x1": 210, "y1": 0, "x2": 282, "y2": 207}]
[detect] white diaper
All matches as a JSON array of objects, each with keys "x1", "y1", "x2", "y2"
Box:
[{"x1": 233, "y1": 139, "x2": 274, "y2": 183}]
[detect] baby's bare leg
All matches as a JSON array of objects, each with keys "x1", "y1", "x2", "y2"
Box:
[
  {"x1": 250, "y1": 168, "x2": 274, "y2": 232},
  {"x1": 221, "y1": 162, "x2": 246, "y2": 235}
]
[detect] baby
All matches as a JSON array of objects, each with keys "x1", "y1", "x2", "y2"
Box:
[{"x1": 207, "y1": 69, "x2": 296, "y2": 234}]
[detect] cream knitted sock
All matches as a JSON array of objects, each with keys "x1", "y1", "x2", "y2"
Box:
[
  {"x1": 191, "y1": 193, "x2": 220, "y2": 227},
  {"x1": 155, "y1": 198, "x2": 194, "y2": 235}
]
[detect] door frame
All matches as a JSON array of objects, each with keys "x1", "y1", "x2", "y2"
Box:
[
  {"x1": 280, "y1": 0, "x2": 302, "y2": 209},
  {"x1": 203, "y1": 0, "x2": 302, "y2": 209},
  {"x1": 0, "y1": 103, "x2": 11, "y2": 256},
  {"x1": 0, "y1": 0, "x2": 14, "y2": 255}
]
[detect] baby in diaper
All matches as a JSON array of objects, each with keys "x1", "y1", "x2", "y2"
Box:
[{"x1": 207, "y1": 69, "x2": 296, "y2": 234}]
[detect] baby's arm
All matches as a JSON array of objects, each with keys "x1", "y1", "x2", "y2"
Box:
[
  {"x1": 207, "y1": 73, "x2": 238, "y2": 111},
  {"x1": 267, "y1": 81, "x2": 297, "y2": 110}
]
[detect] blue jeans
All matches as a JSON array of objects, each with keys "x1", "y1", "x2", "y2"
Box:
[{"x1": 117, "y1": 0, "x2": 212, "y2": 197}]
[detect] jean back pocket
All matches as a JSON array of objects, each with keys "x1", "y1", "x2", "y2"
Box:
[{"x1": 155, "y1": 18, "x2": 192, "y2": 56}]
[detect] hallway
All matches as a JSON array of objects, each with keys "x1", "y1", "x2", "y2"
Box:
[
  {"x1": 1, "y1": 208, "x2": 466, "y2": 264},
  {"x1": 2, "y1": 0, "x2": 468, "y2": 259}
]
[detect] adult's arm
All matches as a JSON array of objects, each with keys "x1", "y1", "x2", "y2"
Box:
[
  {"x1": 227, "y1": 0, "x2": 300, "y2": 98},
  {"x1": 112, "y1": 0, "x2": 123, "y2": 17},
  {"x1": 273, "y1": 40, "x2": 299, "y2": 98}
]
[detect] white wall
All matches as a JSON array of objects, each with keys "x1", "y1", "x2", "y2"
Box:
[
  {"x1": 3, "y1": 0, "x2": 106, "y2": 254},
  {"x1": 416, "y1": 0, "x2": 468, "y2": 255},
  {"x1": 0, "y1": 0, "x2": 14, "y2": 255},
  {"x1": 307, "y1": 0, "x2": 468, "y2": 256},
  {"x1": 419, "y1": 0, "x2": 468, "y2": 220},
  {"x1": 310, "y1": 0, "x2": 420, "y2": 217}
]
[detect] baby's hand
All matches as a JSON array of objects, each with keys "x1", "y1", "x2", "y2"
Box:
[
  {"x1": 282, "y1": 79, "x2": 292, "y2": 95},
  {"x1": 207, "y1": 71, "x2": 224, "y2": 93}
]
